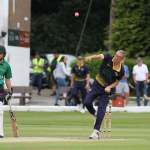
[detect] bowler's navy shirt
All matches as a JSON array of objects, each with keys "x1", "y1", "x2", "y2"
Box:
[{"x1": 97, "y1": 54, "x2": 124, "y2": 86}]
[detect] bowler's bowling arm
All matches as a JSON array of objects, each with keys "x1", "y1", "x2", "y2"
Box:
[{"x1": 85, "y1": 54, "x2": 104, "y2": 61}]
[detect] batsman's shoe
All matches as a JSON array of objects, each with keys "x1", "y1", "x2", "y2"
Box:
[{"x1": 89, "y1": 129, "x2": 99, "y2": 140}]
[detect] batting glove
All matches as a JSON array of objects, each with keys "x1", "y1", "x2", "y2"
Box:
[{"x1": 5, "y1": 91, "x2": 12, "y2": 102}]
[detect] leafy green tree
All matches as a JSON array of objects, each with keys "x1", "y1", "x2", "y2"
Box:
[{"x1": 111, "y1": 0, "x2": 150, "y2": 57}]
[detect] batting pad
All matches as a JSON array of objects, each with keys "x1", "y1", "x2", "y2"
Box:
[{"x1": 0, "y1": 102, "x2": 4, "y2": 136}]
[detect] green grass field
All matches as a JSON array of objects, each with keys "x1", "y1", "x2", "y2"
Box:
[{"x1": 0, "y1": 111, "x2": 150, "y2": 150}]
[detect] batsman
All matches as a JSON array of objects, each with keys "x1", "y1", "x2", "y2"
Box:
[
  {"x1": 84, "y1": 50, "x2": 125, "y2": 139},
  {"x1": 0, "y1": 45, "x2": 13, "y2": 138}
]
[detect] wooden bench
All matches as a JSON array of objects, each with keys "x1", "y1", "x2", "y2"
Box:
[{"x1": 12, "y1": 86, "x2": 32, "y2": 105}]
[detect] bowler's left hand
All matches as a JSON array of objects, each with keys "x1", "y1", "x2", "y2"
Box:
[{"x1": 105, "y1": 86, "x2": 111, "y2": 93}]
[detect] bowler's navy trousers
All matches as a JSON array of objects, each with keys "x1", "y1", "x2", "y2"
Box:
[{"x1": 84, "y1": 81, "x2": 109, "y2": 131}]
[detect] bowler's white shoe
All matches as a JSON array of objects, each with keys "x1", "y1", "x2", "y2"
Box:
[
  {"x1": 89, "y1": 129, "x2": 99, "y2": 139},
  {"x1": 80, "y1": 108, "x2": 86, "y2": 113}
]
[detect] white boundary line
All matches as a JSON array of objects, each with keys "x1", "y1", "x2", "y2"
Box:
[
  {"x1": 0, "y1": 105, "x2": 150, "y2": 113},
  {"x1": 0, "y1": 137, "x2": 130, "y2": 143}
]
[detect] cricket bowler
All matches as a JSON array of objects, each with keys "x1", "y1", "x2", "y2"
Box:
[{"x1": 84, "y1": 50, "x2": 125, "y2": 139}]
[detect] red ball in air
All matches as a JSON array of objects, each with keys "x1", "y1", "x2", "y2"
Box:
[{"x1": 74, "y1": 11, "x2": 80, "y2": 17}]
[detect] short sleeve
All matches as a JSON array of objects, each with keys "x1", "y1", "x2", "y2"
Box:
[
  {"x1": 124, "y1": 65, "x2": 129, "y2": 78},
  {"x1": 132, "y1": 66, "x2": 136, "y2": 74},
  {"x1": 145, "y1": 65, "x2": 149, "y2": 73},
  {"x1": 5, "y1": 64, "x2": 12, "y2": 79},
  {"x1": 103, "y1": 54, "x2": 112, "y2": 63}
]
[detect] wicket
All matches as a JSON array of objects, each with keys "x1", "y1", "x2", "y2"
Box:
[{"x1": 100, "y1": 100, "x2": 112, "y2": 138}]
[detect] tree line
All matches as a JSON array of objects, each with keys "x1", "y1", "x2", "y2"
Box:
[{"x1": 31, "y1": 0, "x2": 150, "y2": 57}]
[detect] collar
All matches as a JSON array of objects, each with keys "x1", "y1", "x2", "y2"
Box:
[
  {"x1": 112, "y1": 62, "x2": 122, "y2": 72},
  {"x1": 112, "y1": 58, "x2": 122, "y2": 72},
  {"x1": 0, "y1": 59, "x2": 4, "y2": 65},
  {"x1": 77, "y1": 62, "x2": 84, "y2": 69}
]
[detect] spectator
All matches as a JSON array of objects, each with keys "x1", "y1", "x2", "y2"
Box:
[
  {"x1": 116, "y1": 60, "x2": 130, "y2": 106},
  {"x1": 50, "y1": 52, "x2": 61, "y2": 96},
  {"x1": 53, "y1": 56, "x2": 70, "y2": 105},
  {"x1": 31, "y1": 52, "x2": 45, "y2": 95},
  {"x1": 44, "y1": 61, "x2": 51, "y2": 89},
  {"x1": 132, "y1": 57, "x2": 149, "y2": 106}
]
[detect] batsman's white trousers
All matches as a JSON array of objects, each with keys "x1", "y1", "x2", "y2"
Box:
[{"x1": 0, "y1": 101, "x2": 4, "y2": 136}]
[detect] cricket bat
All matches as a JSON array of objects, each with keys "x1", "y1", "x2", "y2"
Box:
[{"x1": 8, "y1": 101, "x2": 19, "y2": 137}]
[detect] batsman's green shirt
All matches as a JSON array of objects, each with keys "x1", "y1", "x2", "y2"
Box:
[{"x1": 0, "y1": 59, "x2": 12, "y2": 88}]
